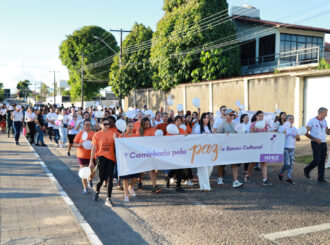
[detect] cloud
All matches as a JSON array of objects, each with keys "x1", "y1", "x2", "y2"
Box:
[{"x1": 0, "y1": 58, "x2": 69, "y2": 92}]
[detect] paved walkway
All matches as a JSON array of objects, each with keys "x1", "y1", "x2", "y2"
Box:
[{"x1": 0, "y1": 134, "x2": 90, "y2": 245}]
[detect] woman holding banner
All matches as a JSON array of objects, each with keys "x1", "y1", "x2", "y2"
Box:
[
  {"x1": 137, "y1": 118, "x2": 161, "y2": 193},
  {"x1": 244, "y1": 111, "x2": 272, "y2": 186},
  {"x1": 165, "y1": 116, "x2": 186, "y2": 193},
  {"x1": 118, "y1": 121, "x2": 139, "y2": 202},
  {"x1": 193, "y1": 113, "x2": 213, "y2": 191}
]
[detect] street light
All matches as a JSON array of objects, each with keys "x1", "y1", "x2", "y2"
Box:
[{"x1": 93, "y1": 36, "x2": 117, "y2": 54}]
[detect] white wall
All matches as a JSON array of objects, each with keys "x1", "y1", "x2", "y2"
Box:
[{"x1": 304, "y1": 75, "x2": 330, "y2": 124}]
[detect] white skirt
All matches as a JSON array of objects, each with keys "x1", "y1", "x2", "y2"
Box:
[{"x1": 197, "y1": 166, "x2": 213, "y2": 190}]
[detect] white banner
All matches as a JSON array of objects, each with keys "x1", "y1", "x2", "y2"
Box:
[{"x1": 115, "y1": 132, "x2": 285, "y2": 176}]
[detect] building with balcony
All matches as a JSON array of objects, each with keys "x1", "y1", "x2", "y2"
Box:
[{"x1": 231, "y1": 5, "x2": 330, "y2": 75}]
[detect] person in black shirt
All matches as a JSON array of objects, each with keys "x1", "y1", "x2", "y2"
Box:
[{"x1": 35, "y1": 109, "x2": 47, "y2": 146}]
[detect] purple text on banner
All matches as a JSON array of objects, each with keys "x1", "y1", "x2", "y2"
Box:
[{"x1": 260, "y1": 154, "x2": 283, "y2": 162}]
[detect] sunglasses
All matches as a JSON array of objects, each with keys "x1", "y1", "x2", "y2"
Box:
[
  {"x1": 103, "y1": 123, "x2": 110, "y2": 126},
  {"x1": 85, "y1": 124, "x2": 91, "y2": 126}
]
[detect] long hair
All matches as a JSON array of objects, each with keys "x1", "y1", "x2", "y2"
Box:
[
  {"x1": 252, "y1": 110, "x2": 263, "y2": 123},
  {"x1": 275, "y1": 112, "x2": 287, "y2": 125},
  {"x1": 185, "y1": 114, "x2": 192, "y2": 128},
  {"x1": 139, "y1": 117, "x2": 151, "y2": 137},
  {"x1": 240, "y1": 113, "x2": 248, "y2": 123},
  {"x1": 198, "y1": 113, "x2": 212, "y2": 134}
]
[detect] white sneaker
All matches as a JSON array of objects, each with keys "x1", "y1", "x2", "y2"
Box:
[
  {"x1": 128, "y1": 188, "x2": 136, "y2": 197},
  {"x1": 170, "y1": 178, "x2": 175, "y2": 184},
  {"x1": 184, "y1": 180, "x2": 194, "y2": 186},
  {"x1": 232, "y1": 180, "x2": 243, "y2": 188},
  {"x1": 217, "y1": 177, "x2": 224, "y2": 185},
  {"x1": 124, "y1": 195, "x2": 129, "y2": 202}
]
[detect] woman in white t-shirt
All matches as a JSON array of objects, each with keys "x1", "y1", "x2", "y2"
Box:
[
  {"x1": 11, "y1": 105, "x2": 23, "y2": 145},
  {"x1": 240, "y1": 114, "x2": 251, "y2": 174},
  {"x1": 193, "y1": 113, "x2": 214, "y2": 191},
  {"x1": 24, "y1": 107, "x2": 37, "y2": 145},
  {"x1": 67, "y1": 113, "x2": 80, "y2": 156}
]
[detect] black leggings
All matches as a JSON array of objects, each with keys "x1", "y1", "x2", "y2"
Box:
[
  {"x1": 26, "y1": 122, "x2": 36, "y2": 144},
  {"x1": 96, "y1": 156, "x2": 115, "y2": 198},
  {"x1": 168, "y1": 169, "x2": 183, "y2": 187}
]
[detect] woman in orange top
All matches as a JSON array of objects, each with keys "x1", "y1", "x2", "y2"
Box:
[
  {"x1": 165, "y1": 116, "x2": 186, "y2": 192},
  {"x1": 185, "y1": 114, "x2": 193, "y2": 135},
  {"x1": 133, "y1": 111, "x2": 143, "y2": 134},
  {"x1": 89, "y1": 117, "x2": 117, "y2": 208},
  {"x1": 73, "y1": 119, "x2": 96, "y2": 195},
  {"x1": 136, "y1": 118, "x2": 161, "y2": 193},
  {"x1": 117, "y1": 121, "x2": 139, "y2": 202}
]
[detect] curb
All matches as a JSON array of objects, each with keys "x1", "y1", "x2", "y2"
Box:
[{"x1": 24, "y1": 138, "x2": 103, "y2": 245}]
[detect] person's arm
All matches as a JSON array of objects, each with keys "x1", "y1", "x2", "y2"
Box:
[
  {"x1": 305, "y1": 126, "x2": 321, "y2": 144},
  {"x1": 295, "y1": 134, "x2": 301, "y2": 142},
  {"x1": 89, "y1": 145, "x2": 96, "y2": 168},
  {"x1": 327, "y1": 127, "x2": 330, "y2": 135}
]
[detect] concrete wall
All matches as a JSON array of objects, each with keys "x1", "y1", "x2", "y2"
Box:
[
  {"x1": 212, "y1": 80, "x2": 244, "y2": 111},
  {"x1": 123, "y1": 69, "x2": 330, "y2": 127},
  {"x1": 248, "y1": 75, "x2": 296, "y2": 114}
]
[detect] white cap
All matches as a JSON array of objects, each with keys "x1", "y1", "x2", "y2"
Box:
[{"x1": 16, "y1": 105, "x2": 21, "y2": 110}]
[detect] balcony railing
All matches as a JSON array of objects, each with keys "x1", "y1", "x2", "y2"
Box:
[{"x1": 241, "y1": 46, "x2": 321, "y2": 75}]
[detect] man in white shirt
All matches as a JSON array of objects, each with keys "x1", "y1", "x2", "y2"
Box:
[
  {"x1": 213, "y1": 105, "x2": 227, "y2": 130},
  {"x1": 46, "y1": 107, "x2": 57, "y2": 142},
  {"x1": 304, "y1": 107, "x2": 330, "y2": 183}
]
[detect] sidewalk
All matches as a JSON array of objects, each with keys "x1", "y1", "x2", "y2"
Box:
[{"x1": 0, "y1": 134, "x2": 91, "y2": 245}]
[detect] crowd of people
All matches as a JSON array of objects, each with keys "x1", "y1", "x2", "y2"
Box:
[{"x1": 0, "y1": 102, "x2": 328, "y2": 208}]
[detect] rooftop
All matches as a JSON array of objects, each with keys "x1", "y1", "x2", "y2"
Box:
[{"x1": 233, "y1": 16, "x2": 330, "y2": 34}]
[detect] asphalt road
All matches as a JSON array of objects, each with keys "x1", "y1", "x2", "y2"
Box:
[{"x1": 33, "y1": 137, "x2": 330, "y2": 245}]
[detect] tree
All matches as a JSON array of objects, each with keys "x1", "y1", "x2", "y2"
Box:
[
  {"x1": 17, "y1": 80, "x2": 32, "y2": 99},
  {"x1": 40, "y1": 82, "x2": 50, "y2": 101},
  {"x1": 109, "y1": 23, "x2": 154, "y2": 97},
  {"x1": 59, "y1": 26, "x2": 119, "y2": 101},
  {"x1": 150, "y1": 0, "x2": 241, "y2": 90},
  {"x1": 0, "y1": 82, "x2": 4, "y2": 101}
]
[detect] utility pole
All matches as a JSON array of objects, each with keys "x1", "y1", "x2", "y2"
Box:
[
  {"x1": 81, "y1": 53, "x2": 84, "y2": 109},
  {"x1": 49, "y1": 71, "x2": 59, "y2": 105},
  {"x1": 110, "y1": 28, "x2": 131, "y2": 107}
]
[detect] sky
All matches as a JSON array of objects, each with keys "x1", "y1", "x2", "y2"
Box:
[{"x1": 0, "y1": 0, "x2": 329, "y2": 92}]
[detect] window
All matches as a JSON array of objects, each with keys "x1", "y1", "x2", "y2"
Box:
[
  {"x1": 280, "y1": 33, "x2": 323, "y2": 63},
  {"x1": 259, "y1": 34, "x2": 275, "y2": 63},
  {"x1": 241, "y1": 39, "x2": 256, "y2": 66}
]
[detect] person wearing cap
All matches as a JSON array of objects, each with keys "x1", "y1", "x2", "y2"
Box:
[
  {"x1": 215, "y1": 109, "x2": 243, "y2": 188},
  {"x1": 11, "y1": 105, "x2": 23, "y2": 145}
]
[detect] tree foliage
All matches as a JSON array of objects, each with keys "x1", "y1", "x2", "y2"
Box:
[
  {"x1": 0, "y1": 82, "x2": 4, "y2": 101},
  {"x1": 150, "y1": 0, "x2": 241, "y2": 90},
  {"x1": 17, "y1": 80, "x2": 32, "y2": 98},
  {"x1": 318, "y1": 57, "x2": 330, "y2": 70},
  {"x1": 109, "y1": 23, "x2": 153, "y2": 97},
  {"x1": 59, "y1": 26, "x2": 119, "y2": 101}
]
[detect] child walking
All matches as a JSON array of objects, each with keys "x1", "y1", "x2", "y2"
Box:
[{"x1": 278, "y1": 115, "x2": 300, "y2": 184}]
